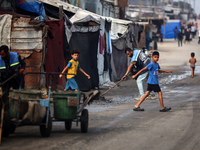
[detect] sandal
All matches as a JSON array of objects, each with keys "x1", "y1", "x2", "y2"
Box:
[
  {"x1": 133, "y1": 107, "x2": 145, "y2": 111},
  {"x1": 160, "y1": 107, "x2": 171, "y2": 112}
]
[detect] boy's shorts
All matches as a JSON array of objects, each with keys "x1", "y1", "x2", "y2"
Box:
[
  {"x1": 65, "y1": 77, "x2": 78, "y2": 90},
  {"x1": 147, "y1": 84, "x2": 161, "y2": 92}
]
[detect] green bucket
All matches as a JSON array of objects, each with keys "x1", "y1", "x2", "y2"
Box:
[{"x1": 51, "y1": 91, "x2": 79, "y2": 120}]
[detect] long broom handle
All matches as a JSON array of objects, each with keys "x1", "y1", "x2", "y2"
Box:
[{"x1": 100, "y1": 72, "x2": 131, "y2": 97}]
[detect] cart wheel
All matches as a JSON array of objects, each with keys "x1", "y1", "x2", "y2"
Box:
[
  {"x1": 65, "y1": 120, "x2": 72, "y2": 130},
  {"x1": 10, "y1": 123, "x2": 16, "y2": 134},
  {"x1": 2, "y1": 112, "x2": 11, "y2": 137},
  {"x1": 40, "y1": 116, "x2": 52, "y2": 137},
  {"x1": 80, "y1": 109, "x2": 88, "y2": 133}
]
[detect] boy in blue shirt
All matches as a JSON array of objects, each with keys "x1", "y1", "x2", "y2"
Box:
[{"x1": 132, "y1": 51, "x2": 172, "y2": 112}]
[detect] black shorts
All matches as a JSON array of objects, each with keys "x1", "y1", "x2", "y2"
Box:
[{"x1": 147, "y1": 84, "x2": 161, "y2": 92}]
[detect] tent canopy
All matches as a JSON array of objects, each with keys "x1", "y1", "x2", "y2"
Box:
[
  {"x1": 161, "y1": 20, "x2": 181, "y2": 39},
  {"x1": 70, "y1": 10, "x2": 133, "y2": 40}
]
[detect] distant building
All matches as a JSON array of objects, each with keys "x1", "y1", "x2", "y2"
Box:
[{"x1": 68, "y1": 0, "x2": 116, "y2": 17}]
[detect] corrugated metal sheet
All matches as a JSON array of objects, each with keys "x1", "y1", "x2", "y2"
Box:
[
  {"x1": 11, "y1": 18, "x2": 43, "y2": 58},
  {"x1": 10, "y1": 18, "x2": 44, "y2": 89}
]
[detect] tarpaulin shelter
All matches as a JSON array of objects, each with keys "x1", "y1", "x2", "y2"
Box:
[
  {"x1": 69, "y1": 10, "x2": 144, "y2": 84},
  {"x1": 15, "y1": 0, "x2": 46, "y2": 17},
  {"x1": 67, "y1": 11, "x2": 100, "y2": 91},
  {"x1": 161, "y1": 20, "x2": 181, "y2": 39},
  {"x1": 111, "y1": 23, "x2": 141, "y2": 82}
]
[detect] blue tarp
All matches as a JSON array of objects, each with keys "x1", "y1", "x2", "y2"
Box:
[
  {"x1": 161, "y1": 21, "x2": 181, "y2": 39},
  {"x1": 15, "y1": 0, "x2": 46, "y2": 17}
]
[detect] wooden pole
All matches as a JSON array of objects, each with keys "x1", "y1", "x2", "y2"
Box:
[
  {"x1": 59, "y1": 5, "x2": 63, "y2": 19},
  {"x1": 0, "y1": 103, "x2": 5, "y2": 144},
  {"x1": 139, "y1": 0, "x2": 142, "y2": 19}
]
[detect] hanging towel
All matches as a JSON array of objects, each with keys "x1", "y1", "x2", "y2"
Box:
[{"x1": 100, "y1": 35, "x2": 103, "y2": 54}]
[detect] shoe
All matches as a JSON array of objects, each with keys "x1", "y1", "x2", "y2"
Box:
[
  {"x1": 160, "y1": 107, "x2": 171, "y2": 112},
  {"x1": 147, "y1": 94, "x2": 156, "y2": 100},
  {"x1": 133, "y1": 107, "x2": 144, "y2": 111},
  {"x1": 134, "y1": 96, "x2": 142, "y2": 101}
]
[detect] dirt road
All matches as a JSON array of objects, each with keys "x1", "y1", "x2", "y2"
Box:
[{"x1": 1, "y1": 37, "x2": 200, "y2": 150}]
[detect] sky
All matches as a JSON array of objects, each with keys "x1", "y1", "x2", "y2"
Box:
[{"x1": 174, "y1": 0, "x2": 200, "y2": 15}]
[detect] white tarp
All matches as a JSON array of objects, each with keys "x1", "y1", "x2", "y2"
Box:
[
  {"x1": 0, "y1": 14, "x2": 12, "y2": 48},
  {"x1": 70, "y1": 10, "x2": 132, "y2": 40}
]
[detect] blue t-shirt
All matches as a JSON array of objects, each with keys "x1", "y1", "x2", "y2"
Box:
[{"x1": 146, "y1": 62, "x2": 160, "y2": 84}]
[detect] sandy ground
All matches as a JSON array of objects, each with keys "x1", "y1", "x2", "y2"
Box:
[{"x1": 1, "y1": 32, "x2": 200, "y2": 150}]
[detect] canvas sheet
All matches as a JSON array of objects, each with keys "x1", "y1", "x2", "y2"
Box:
[
  {"x1": 69, "y1": 31, "x2": 99, "y2": 91},
  {"x1": 0, "y1": 14, "x2": 12, "y2": 48}
]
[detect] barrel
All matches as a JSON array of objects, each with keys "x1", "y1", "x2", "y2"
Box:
[{"x1": 51, "y1": 91, "x2": 79, "y2": 120}]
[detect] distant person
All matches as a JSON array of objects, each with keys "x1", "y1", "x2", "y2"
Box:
[
  {"x1": 59, "y1": 49, "x2": 90, "y2": 91},
  {"x1": 184, "y1": 29, "x2": 191, "y2": 44},
  {"x1": 145, "y1": 32, "x2": 152, "y2": 50},
  {"x1": 173, "y1": 26, "x2": 179, "y2": 40},
  {"x1": 160, "y1": 32, "x2": 163, "y2": 42},
  {"x1": 195, "y1": 23, "x2": 198, "y2": 37},
  {"x1": 189, "y1": 52, "x2": 196, "y2": 78},
  {"x1": 132, "y1": 51, "x2": 172, "y2": 112},
  {"x1": 198, "y1": 29, "x2": 200, "y2": 44},
  {"x1": 178, "y1": 28, "x2": 184, "y2": 47},
  {"x1": 190, "y1": 23, "x2": 196, "y2": 38}
]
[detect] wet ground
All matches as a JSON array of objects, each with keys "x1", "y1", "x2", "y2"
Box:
[{"x1": 1, "y1": 37, "x2": 200, "y2": 150}]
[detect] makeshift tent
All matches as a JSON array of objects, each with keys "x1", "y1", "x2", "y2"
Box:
[
  {"x1": 69, "y1": 10, "x2": 139, "y2": 84},
  {"x1": 66, "y1": 13, "x2": 100, "y2": 91},
  {"x1": 161, "y1": 20, "x2": 181, "y2": 39}
]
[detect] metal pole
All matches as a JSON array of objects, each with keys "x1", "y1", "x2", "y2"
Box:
[
  {"x1": 154, "y1": 0, "x2": 156, "y2": 17},
  {"x1": 139, "y1": 0, "x2": 142, "y2": 19},
  {"x1": 114, "y1": 0, "x2": 118, "y2": 18},
  {"x1": 184, "y1": 0, "x2": 186, "y2": 12}
]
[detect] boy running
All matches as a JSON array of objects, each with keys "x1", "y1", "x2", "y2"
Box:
[
  {"x1": 59, "y1": 49, "x2": 90, "y2": 91},
  {"x1": 132, "y1": 51, "x2": 172, "y2": 112},
  {"x1": 189, "y1": 52, "x2": 196, "y2": 78}
]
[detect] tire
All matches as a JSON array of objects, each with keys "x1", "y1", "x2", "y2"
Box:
[
  {"x1": 2, "y1": 112, "x2": 11, "y2": 137},
  {"x1": 65, "y1": 120, "x2": 72, "y2": 130},
  {"x1": 40, "y1": 116, "x2": 52, "y2": 137},
  {"x1": 80, "y1": 109, "x2": 88, "y2": 133}
]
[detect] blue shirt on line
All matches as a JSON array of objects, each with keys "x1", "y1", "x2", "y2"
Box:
[{"x1": 146, "y1": 62, "x2": 160, "y2": 84}]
